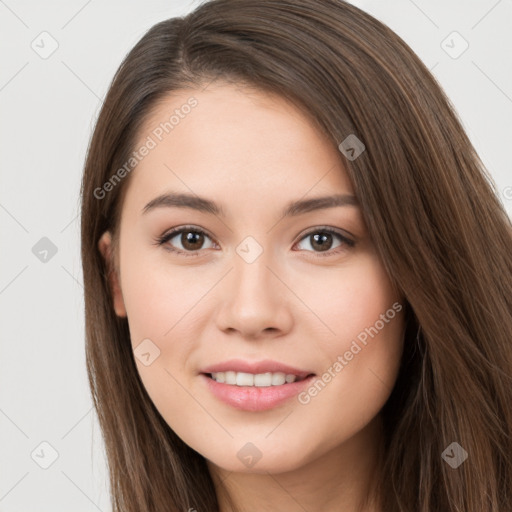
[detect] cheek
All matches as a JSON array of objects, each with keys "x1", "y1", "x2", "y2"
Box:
[
  {"x1": 118, "y1": 242, "x2": 213, "y2": 403},
  {"x1": 291, "y1": 252, "x2": 402, "y2": 344},
  {"x1": 119, "y1": 254, "x2": 202, "y2": 429},
  {"x1": 119, "y1": 240, "x2": 209, "y2": 344},
  {"x1": 293, "y1": 253, "x2": 405, "y2": 412}
]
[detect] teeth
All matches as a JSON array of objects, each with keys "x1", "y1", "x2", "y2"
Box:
[
  {"x1": 236, "y1": 372, "x2": 254, "y2": 386},
  {"x1": 271, "y1": 372, "x2": 286, "y2": 385},
  {"x1": 211, "y1": 371, "x2": 299, "y2": 386},
  {"x1": 225, "y1": 371, "x2": 236, "y2": 385}
]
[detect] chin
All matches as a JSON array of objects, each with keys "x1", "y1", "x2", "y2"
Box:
[{"x1": 203, "y1": 441, "x2": 310, "y2": 475}]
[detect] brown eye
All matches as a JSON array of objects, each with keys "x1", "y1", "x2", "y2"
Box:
[
  {"x1": 295, "y1": 228, "x2": 355, "y2": 256},
  {"x1": 309, "y1": 233, "x2": 334, "y2": 252},
  {"x1": 181, "y1": 230, "x2": 206, "y2": 251},
  {"x1": 157, "y1": 226, "x2": 216, "y2": 255}
]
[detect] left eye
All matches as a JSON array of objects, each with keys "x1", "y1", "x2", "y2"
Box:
[{"x1": 294, "y1": 229, "x2": 354, "y2": 254}]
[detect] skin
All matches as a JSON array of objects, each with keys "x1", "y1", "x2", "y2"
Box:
[{"x1": 99, "y1": 82, "x2": 405, "y2": 512}]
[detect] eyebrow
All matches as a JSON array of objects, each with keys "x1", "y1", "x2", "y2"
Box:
[{"x1": 142, "y1": 192, "x2": 359, "y2": 218}]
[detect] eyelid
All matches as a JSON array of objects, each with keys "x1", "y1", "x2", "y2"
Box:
[{"x1": 296, "y1": 225, "x2": 355, "y2": 243}]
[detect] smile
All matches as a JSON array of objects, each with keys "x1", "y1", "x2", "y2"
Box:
[{"x1": 201, "y1": 372, "x2": 316, "y2": 412}]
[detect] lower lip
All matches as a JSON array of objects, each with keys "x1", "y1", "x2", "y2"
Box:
[{"x1": 201, "y1": 373, "x2": 316, "y2": 412}]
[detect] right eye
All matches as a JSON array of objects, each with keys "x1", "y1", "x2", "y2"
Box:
[{"x1": 155, "y1": 226, "x2": 218, "y2": 256}]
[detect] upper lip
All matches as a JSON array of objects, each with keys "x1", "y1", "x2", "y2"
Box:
[{"x1": 201, "y1": 359, "x2": 315, "y2": 379}]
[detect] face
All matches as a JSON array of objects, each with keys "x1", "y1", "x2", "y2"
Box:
[{"x1": 99, "y1": 82, "x2": 405, "y2": 474}]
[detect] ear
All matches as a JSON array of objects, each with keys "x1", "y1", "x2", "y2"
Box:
[{"x1": 98, "y1": 231, "x2": 127, "y2": 318}]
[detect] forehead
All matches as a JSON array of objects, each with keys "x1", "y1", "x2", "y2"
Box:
[{"x1": 123, "y1": 83, "x2": 354, "y2": 217}]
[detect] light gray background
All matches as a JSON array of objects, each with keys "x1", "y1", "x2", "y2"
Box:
[{"x1": 1, "y1": 0, "x2": 511, "y2": 510}]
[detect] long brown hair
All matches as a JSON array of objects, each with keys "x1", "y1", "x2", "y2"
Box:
[{"x1": 80, "y1": 1, "x2": 512, "y2": 510}]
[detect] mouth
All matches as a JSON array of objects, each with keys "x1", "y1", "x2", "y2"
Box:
[{"x1": 199, "y1": 359, "x2": 316, "y2": 411}]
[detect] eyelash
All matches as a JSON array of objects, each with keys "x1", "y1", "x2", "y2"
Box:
[{"x1": 153, "y1": 225, "x2": 356, "y2": 258}]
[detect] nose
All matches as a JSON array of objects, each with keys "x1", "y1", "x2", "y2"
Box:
[{"x1": 215, "y1": 251, "x2": 294, "y2": 340}]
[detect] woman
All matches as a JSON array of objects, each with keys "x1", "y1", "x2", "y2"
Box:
[{"x1": 80, "y1": 0, "x2": 512, "y2": 510}]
